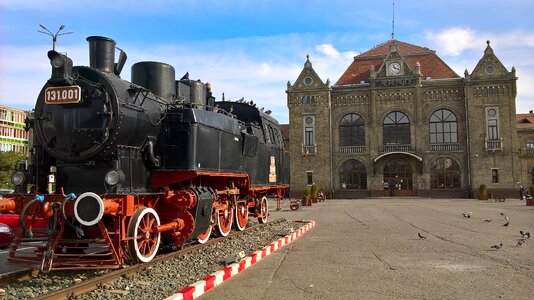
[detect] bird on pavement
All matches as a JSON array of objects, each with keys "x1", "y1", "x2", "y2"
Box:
[
  {"x1": 491, "y1": 243, "x2": 503, "y2": 249},
  {"x1": 503, "y1": 221, "x2": 509, "y2": 227},
  {"x1": 462, "y1": 212, "x2": 472, "y2": 218},
  {"x1": 484, "y1": 219, "x2": 492, "y2": 222},
  {"x1": 418, "y1": 232, "x2": 427, "y2": 240},
  {"x1": 500, "y1": 212, "x2": 505, "y2": 216},
  {"x1": 504, "y1": 216, "x2": 509, "y2": 221},
  {"x1": 516, "y1": 239, "x2": 525, "y2": 247},
  {"x1": 522, "y1": 231, "x2": 531, "y2": 239}
]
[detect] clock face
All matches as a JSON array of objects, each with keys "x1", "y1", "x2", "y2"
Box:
[{"x1": 389, "y1": 62, "x2": 401, "y2": 75}]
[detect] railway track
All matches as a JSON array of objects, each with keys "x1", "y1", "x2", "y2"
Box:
[{"x1": 0, "y1": 218, "x2": 304, "y2": 299}]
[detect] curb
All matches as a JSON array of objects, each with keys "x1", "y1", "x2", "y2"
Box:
[{"x1": 166, "y1": 220, "x2": 317, "y2": 300}]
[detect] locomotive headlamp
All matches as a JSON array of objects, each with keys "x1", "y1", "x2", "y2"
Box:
[
  {"x1": 48, "y1": 50, "x2": 66, "y2": 68},
  {"x1": 47, "y1": 50, "x2": 73, "y2": 81},
  {"x1": 105, "y1": 169, "x2": 125, "y2": 186},
  {"x1": 11, "y1": 170, "x2": 26, "y2": 186},
  {"x1": 74, "y1": 192, "x2": 104, "y2": 226}
]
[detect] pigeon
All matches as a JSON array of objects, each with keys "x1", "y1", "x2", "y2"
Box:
[
  {"x1": 520, "y1": 230, "x2": 525, "y2": 236},
  {"x1": 516, "y1": 239, "x2": 525, "y2": 247},
  {"x1": 418, "y1": 232, "x2": 427, "y2": 240},
  {"x1": 462, "y1": 212, "x2": 472, "y2": 218},
  {"x1": 504, "y1": 216, "x2": 509, "y2": 221},
  {"x1": 502, "y1": 221, "x2": 509, "y2": 227},
  {"x1": 491, "y1": 243, "x2": 503, "y2": 249},
  {"x1": 484, "y1": 219, "x2": 492, "y2": 222},
  {"x1": 522, "y1": 231, "x2": 531, "y2": 239},
  {"x1": 526, "y1": 232, "x2": 531, "y2": 239},
  {"x1": 500, "y1": 212, "x2": 505, "y2": 216},
  {"x1": 180, "y1": 72, "x2": 189, "y2": 80}
]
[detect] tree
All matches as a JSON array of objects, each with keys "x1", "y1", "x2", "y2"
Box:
[{"x1": 0, "y1": 151, "x2": 26, "y2": 189}]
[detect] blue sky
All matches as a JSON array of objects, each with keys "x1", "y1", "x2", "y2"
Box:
[{"x1": 1, "y1": 0, "x2": 533, "y2": 123}]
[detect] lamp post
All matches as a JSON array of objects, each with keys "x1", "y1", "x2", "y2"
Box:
[{"x1": 38, "y1": 24, "x2": 73, "y2": 50}]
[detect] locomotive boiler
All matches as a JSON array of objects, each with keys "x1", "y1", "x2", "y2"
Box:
[{"x1": 0, "y1": 36, "x2": 288, "y2": 271}]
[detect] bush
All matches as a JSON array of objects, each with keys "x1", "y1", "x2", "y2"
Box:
[
  {"x1": 304, "y1": 187, "x2": 311, "y2": 198},
  {"x1": 479, "y1": 184, "x2": 488, "y2": 194},
  {"x1": 311, "y1": 184, "x2": 318, "y2": 198}
]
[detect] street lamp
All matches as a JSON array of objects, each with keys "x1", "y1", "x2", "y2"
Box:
[{"x1": 37, "y1": 24, "x2": 73, "y2": 50}]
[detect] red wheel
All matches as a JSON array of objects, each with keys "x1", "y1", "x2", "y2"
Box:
[
  {"x1": 197, "y1": 224, "x2": 212, "y2": 244},
  {"x1": 233, "y1": 201, "x2": 249, "y2": 231},
  {"x1": 257, "y1": 196, "x2": 268, "y2": 224},
  {"x1": 127, "y1": 207, "x2": 161, "y2": 263},
  {"x1": 216, "y1": 205, "x2": 234, "y2": 237}
]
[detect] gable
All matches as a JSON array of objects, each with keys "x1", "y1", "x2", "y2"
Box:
[
  {"x1": 292, "y1": 55, "x2": 325, "y2": 90},
  {"x1": 471, "y1": 41, "x2": 509, "y2": 80}
]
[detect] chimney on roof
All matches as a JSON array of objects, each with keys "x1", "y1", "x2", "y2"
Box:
[{"x1": 530, "y1": 110, "x2": 533, "y2": 114}]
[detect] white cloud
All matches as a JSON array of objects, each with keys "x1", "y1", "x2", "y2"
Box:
[{"x1": 425, "y1": 27, "x2": 478, "y2": 56}]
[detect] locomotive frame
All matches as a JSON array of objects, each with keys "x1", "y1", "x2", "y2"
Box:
[{"x1": 0, "y1": 36, "x2": 288, "y2": 271}]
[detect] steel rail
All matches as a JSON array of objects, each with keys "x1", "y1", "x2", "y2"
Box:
[{"x1": 32, "y1": 217, "x2": 286, "y2": 300}]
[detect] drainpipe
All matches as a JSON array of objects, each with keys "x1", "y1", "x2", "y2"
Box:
[
  {"x1": 328, "y1": 80, "x2": 334, "y2": 198},
  {"x1": 463, "y1": 70, "x2": 472, "y2": 197}
]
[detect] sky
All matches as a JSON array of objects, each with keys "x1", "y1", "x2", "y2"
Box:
[{"x1": 1, "y1": 0, "x2": 533, "y2": 124}]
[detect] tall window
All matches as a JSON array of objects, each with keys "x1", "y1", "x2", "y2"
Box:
[
  {"x1": 303, "y1": 116, "x2": 315, "y2": 146},
  {"x1": 307, "y1": 171, "x2": 313, "y2": 185},
  {"x1": 491, "y1": 169, "x2": 499, "y2": 183},
  {"x1": 430, "y1": 157, "x2": 460, "y2": 189},
  {"x1": 486, "y1": 107, "x2": 499, "y2": 140},
  {"x1": 339, "y1": 159, "x2": 367, "y2": 189},
  {"x1": 339, "y1": 113, "x2": 365, "y2": 146},
  {"x1": 429, "y1": 109, "x2": 457, "y2": 143},
  {"x1": 383, "y1": 111, "x2": 410, "y2": 145}
]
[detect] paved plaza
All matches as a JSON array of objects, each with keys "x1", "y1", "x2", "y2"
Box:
[{"x1": 201, "y1": 198, "x2": 534, "y2": 299}]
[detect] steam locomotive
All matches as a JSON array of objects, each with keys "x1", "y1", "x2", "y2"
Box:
[{"x1": 0, "y1": 36, "x2": 288, "y2": 271}]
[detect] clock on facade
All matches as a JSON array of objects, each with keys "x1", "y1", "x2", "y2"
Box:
[
  {"x1": 304, "y1": 77, "x2": 313, "y2": 85},
  {"x1": 388, "y1": 62, "x2": 401, "y2": 75}
]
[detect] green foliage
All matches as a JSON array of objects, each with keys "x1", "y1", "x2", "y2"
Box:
[
  {"x1": 304, "y1": 187, "x2": 311, "y2": 198},
  {"x1": 479, "y1": 184, "x2": 488, "y2": 194},
  {"x1": 0, "y1": 151, "x2": 26, "y2": 189},
  {"x1": 311, "y1": 184, "x2": 318, "y2": 197}
]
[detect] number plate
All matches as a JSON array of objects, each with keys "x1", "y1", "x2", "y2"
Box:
[{"x1": 45, "y1": 86, "x2": 82, "y2": 104}]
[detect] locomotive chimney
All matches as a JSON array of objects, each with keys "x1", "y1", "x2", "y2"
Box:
[{"x1": 87, "y1": 36, "x2": 116, "y2": 73}]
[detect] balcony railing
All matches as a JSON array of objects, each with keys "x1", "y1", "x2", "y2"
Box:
[
  {"x1": 380, "y1": 144, "x2": 414, "y2": 153},
  {"x1": 430, "y1": 143, "x2": 460, "y2": 152},
  {"x1": 339, "y1": 146, "x2": 367, "y2": 154},
  {"x1": 302, "y1": 144, "x2": 317, "y2": 156},
  {"x1": 485, "y1": 138, "x2": 503, "y2": 152}
]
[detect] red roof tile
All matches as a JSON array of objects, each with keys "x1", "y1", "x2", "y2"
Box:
[
  {"x1": 516, "y1": 113, "x2": 534, "y2": 129},
  {"x1": 336, "y1": 40, "x2": 460, "y2": 85}
]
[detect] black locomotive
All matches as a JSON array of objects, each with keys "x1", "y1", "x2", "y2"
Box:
[{"x1": 1, "y1": 36, "x2": 288, "y2": 271}]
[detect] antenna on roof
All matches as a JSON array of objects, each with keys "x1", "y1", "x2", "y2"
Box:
[{"x1": 391, "y1": 2, "x2": 395, "y2": 41}]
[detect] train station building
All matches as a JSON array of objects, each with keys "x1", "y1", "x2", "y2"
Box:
[{"x1": 286, "y1": 39, "x2": 534, "y2": 198}]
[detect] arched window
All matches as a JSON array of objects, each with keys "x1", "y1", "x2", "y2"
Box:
[
  {"x1": 339, "y1": 159, "x2": 367, "y2": 189},
  {"x1": 430, "y1": 109, "x2": 458, "y2": 143},
  {"x1": 430, "y1": 157, "x2": 460, "y2": 189},
  {"x1": 339, "y1": 113, "x2": 365, "y2": 146},
  {"x1": 383, "y1": 111, "x2": 410, "y2": 145}
]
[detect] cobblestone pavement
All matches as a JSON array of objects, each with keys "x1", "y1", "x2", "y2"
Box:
[{"x1": 201, "y1": 198, "x2": 534, "y2": 300}]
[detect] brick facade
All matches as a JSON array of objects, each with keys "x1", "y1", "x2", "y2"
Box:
[{"x1": 287, "y1": 40, "x2": 532, "y2": 199}]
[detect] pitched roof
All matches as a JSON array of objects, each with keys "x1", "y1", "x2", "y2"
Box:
[
  {"x1": 336, "y1": 40, "x2": 460, "y2": 85},
  {"x1": 516, "y1": 112, "x2": 534, "y2": 129}
]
